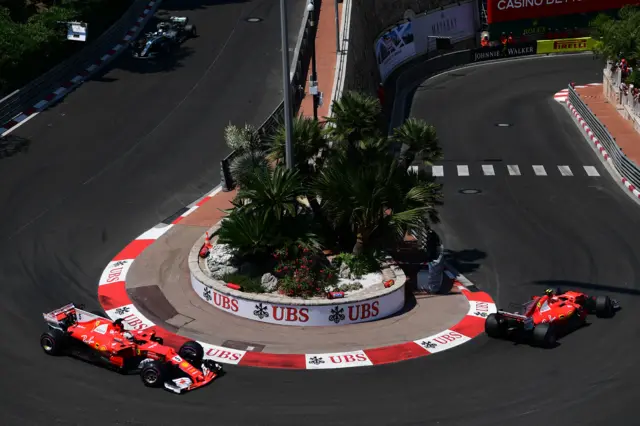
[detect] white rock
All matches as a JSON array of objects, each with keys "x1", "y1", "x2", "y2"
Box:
[
  {"x1": 338, "y1": 262, "x2": 352, "y2": 279},
  {"x1": 261, "y1": 273, "x2": 278, "y2": 292},
  {"x1": 210, "y1": 265, "x2": 239, "y2": 280},
  {"x1": 206, "y1": 244, "x2": 236, "y2": 271}
]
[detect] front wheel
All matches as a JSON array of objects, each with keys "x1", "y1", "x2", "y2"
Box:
[
  {"x1": 140, "y1": 361, "x2": 167, "y2": 387},
  {"x1": 179, "y1": 341, "x2": 204, "y2": 365},
  {"x1": 40, "y1": 329, "x2": 67, "y2": 355},
  {"x1": 595, "y1": 295, "x2": 614, "y2": 318}
]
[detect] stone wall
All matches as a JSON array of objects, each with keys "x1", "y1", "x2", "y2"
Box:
[{"x1": 343, "y1": 0, "x2": 475, "y2": 95}]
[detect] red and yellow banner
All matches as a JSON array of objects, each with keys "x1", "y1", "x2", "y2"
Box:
[{"x1": 487, "y1": 0, "x2": 640, "y2": 24}]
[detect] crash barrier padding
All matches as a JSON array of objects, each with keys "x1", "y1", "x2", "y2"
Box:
[
  {"x1": 536, "y1": 37, "x2": 595, "y2": 55},
  {"x1": 0, "y1": 0, "x2": 158, "y2": 127},
  {"x1": 568, "y1": 86, "x2": 640, "y2": 190},
  {"x1": 219, "y1": 0, "x2": 320, "y2": 192},
  {"x1": 469, "y1": 41, "x2": 537, "y2": 63}
]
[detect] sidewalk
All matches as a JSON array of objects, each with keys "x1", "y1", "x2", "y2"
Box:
[
  {"x1": 298, "y1": 0, "x2": 342, "y2": 120},
  {"x1": 575, "y1": 85, "x2": 640, "y2": 166}
]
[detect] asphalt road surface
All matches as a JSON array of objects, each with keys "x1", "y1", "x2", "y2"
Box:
[{"x1": 3, "y1": 24, "x2": 640, "y2": 425}]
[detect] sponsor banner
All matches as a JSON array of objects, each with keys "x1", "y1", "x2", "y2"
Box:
[
  {"x1": 191, "y1": 273, "x2": 405, "y2": 326},
  {"x1": 105, "y1": 304, "x2": 155, "y2": 331},
  {"x1": 305, "y1": 350, "x2": 372, "y2": 369},
  {"x1": 414, "y1": 329, "x2": 471, "y2": 354},
  {"x1": 466, "y1": 301, "x2": 498, "y2": 319},
  {"x1": 537, "y1": 37, "x2": 595, "y2": 53},
  {"x1": 487, "y1": 0, "x2": 640, "y2": 24},
  {"x1": 98, "y1": 259, "x2": 134, "y2": 286},
  {"x1": 412, "y1": 1, "x2": 476, "y2": 54},
  {"x1": 200, "y1": 341, "x2": 245, "y2": 365},
  {"x1": 374, "y1": 1, "x2": 476, "y2": 82},
  {"x1": 470, "y1": 41, "x2": 537, "y2": 62},
  {"x1": 375, "y1": 21, "x2": 416, "y2": 83}
]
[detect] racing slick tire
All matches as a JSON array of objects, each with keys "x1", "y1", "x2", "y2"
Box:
[
  {"x1": 185, "y1": 24, "x2": 196, "y2": 37},
  {"x1": 595, "y1": 295, "x2": 614, "y2": 318},
  {"x1": 179, "y1": 341, "x2": 204, "y2": 365},
  {"x1": 140, "y1": 361, "x2": 167, "y2": 387},
  {"x1": 531, "y1": 323, "x2": 556, "y2": 348},
  {"x1": 485, "y1": 313, "x2": 507, "y2": 338},
  {"x1": 40, "y1": 329, "x2": 67, "y2": 355}
]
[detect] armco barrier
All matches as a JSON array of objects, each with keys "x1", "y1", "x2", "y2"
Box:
[
  {"x1": 568, "y1": 86, "x2": 640, "y2": 190},
  {"x1": 0, "y1": 0, "x2": 159, "y2": 129},
  {"x1": 219, "y1": 1, "x2": 319, "y2": 191}
]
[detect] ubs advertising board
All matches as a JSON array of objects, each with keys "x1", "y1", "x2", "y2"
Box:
[
  {"x1": 487, "y1": 0, "x2": 640, "y2": 24},
  {"x1": 374, "y1": 1, "x2": 476, "y2": 82}
]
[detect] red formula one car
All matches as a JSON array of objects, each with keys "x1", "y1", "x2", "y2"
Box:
[
  {"x1": 40, "y1": 303, "x2": 223, "y2": 394},
  {"x1": 485, "y1": 288, "x2": 619, "y2": 347}
]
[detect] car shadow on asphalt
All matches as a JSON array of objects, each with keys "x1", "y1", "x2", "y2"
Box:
[{"x1": 0, "y1": 134, "x2": 31, "y2": 159}]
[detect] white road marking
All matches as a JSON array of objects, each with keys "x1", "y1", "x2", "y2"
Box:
[
  {"x1": 533, "y1": 165, "x2": 547, "y2": 176},
  {"x1": 457, "y1": 165, "x2": 469, "y2": 176},
  {"x1": 431, "y1": 165, "x2": 444, "y2": 177},
  {"x1": 583, "y1": 166, "x2": 600, "y2": 176},
  {"x1": 507, "y1": 165, "x2": 521, "y2": 176},
  {"x1": 482, "y1": 165, "x2": 495, "y2": 176},
  {"x1": 558, "y1": 165, "x2": 573, "y2": 176}
]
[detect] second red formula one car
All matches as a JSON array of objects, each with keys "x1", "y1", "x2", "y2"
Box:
[
  {"x1": 40, "y1": 303, "x2": 222, "y2": 394},
  {"x1": 485, "y1": 288, "x2": 619, "y2": 347}
]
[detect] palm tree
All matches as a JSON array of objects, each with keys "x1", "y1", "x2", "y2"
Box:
[
  {"x1": 325, "y1": 91, "x2": 383, "y2": 147},
  {"x1": 312, "y1": 150, "x2": 442, "y2": 255},
  {"x1": 392, "y1": 118, "x2": 442, "y2": 167},
  {"x1": 234, "y1": 165, "x2": 305, "y2": 221},
  {"x1": 224, "y1": 123, "x2": 269, "y2": 187},
  {"x1": 267, "y1": 116, "x2": 326, "y2": 175}
]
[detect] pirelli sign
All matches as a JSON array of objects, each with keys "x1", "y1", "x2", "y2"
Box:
[{"x1": 537, "y1": 37, "x2": 595, "y2": 54}]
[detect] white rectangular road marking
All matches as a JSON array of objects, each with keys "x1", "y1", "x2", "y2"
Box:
[
  {"x1": 558, "y1": 165, "x2": 573, "y2": 176},
  {"x1": 431, "y1": 165, "x2": 444, "y2": 177},
  {"x1": 507, "y1": 165, "x2": 521, "y2": 176},
  {"x1": 532, "y1": 165, "x2": 547, "y2": 176},
  {"x1": 457, "y1": 165, "x2": 469, "y2": 176},
  {"x1": 584, "y1": 166, "x2": 600, "y2": 176},
  {"x1": 482, "y1": 165, "x2": 495, "y2": 176}
]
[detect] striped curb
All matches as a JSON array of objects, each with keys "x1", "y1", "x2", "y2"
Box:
[
  {"x1": 553, "y1": 83, "x2": 601, "y2": 103},
  {"x1": 97, "y1": 185, "x2": 496, "y2": 370},
  {"x1": 0, "y1": 0, "x2": 162, "y2": 137},
  {"x1": 565, "y1": 95, "x2": 640, "y2": 200}
]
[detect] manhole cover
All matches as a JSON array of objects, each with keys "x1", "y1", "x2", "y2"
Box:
[
  {"x1": 459, "y1": 189, "x2": 482, "y2": 194},
  {"x1": 495, "y1": 123, "x2": 512, "y2": 127},
  {"x1": 246, "y1": 17, "x2": 263, "y2": 23}
]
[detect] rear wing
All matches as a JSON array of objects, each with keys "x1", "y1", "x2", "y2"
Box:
[
  {"x1": 43, "y1": 303, "x2": 108, "y2": 327},
  {"x1": 169, "y1": 16, "x2": 188, "y2": 23}
]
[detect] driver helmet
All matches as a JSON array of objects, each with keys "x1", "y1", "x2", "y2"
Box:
[
  {"x1": 545, "y1": 288, "x2": 554, "y2": 298},
  {"x1": 113, "y1": 318, "x2": 125, "y2": 332}
]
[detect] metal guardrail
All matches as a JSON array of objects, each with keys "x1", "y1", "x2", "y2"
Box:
[
  {"x1": 568, "y1": 86, "x2": 640, "y2": 189},
  {"x1": 220, "y1": 1, "x2": 319, "y2": 191},
  {"x1": 0, "y1": 0, "x2": 157, "y2": 127}
]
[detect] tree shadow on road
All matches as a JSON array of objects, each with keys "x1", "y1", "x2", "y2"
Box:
[
  {"x1": 160, "y1": 0, "x2": 249, "y2": 11},
  {"x1": 444, "y1": 248, "x2": 486, "y2": 275},
  {"x1": 532, "y1": 279, "x2": 640, "y2": 297}
]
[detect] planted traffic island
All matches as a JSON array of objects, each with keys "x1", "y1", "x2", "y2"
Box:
[
  {"x1": 187, "y1": 91, "x2": 441, "y2": 327},
  {"x1": 189, "y1": 228, "x2": 406, "y2": 326}
]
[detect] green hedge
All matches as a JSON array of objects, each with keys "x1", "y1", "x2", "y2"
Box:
[{"x1": 0, "y1": 0, "x2": 133, "y2": 95}]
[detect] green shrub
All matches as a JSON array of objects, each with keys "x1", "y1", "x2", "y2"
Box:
[
  {"x1": 332, "y1": 252, "x2": 380, "y2": 277},
  {"x1": 221, "y1": 273, "x2": 265, "y2": 294}
]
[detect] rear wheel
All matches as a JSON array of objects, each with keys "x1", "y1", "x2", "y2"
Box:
[
  {"x1": 532, "y1": 323, "x2": 556, "y2": 348},
  {"x1": 179, "y1": 341, "x2": 204, "y2": 365},
  {"x1": 140, "y1": 361, "x2": 167, "y2": 387},
  {"x1": 40, "y1": 329, "x2": 67, "y2": 355},
  {"x1": 485, "y1": 313, "x2": 507, "y2": 338},
  {"x1": 595, "y1": 296, "x2": 614, "y2": 318}
]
